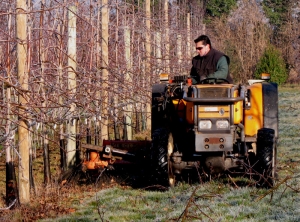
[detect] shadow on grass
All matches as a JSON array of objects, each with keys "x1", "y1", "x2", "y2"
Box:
[{"x1": 59, "y1": 162, "x2": 266, "y2": 193}]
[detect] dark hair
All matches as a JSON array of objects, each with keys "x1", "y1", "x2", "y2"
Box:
[{"x1": 194, "y1": 35, "x2": 211, "y2": 47}]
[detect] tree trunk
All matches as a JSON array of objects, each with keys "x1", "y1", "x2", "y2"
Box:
[
  {"x1": 6, "y1": 161, "x2": 18, "y2": 207},
  {"x1": 29, "y1": 132, "x2": 35, "y2": 192},
  {"x1": 60, "y1": 138, "x2": 66, "y2": 172},
  {"x1": 5, "y1": 6, "x2": 18, "y2": 208},
  {"x1": 39, "y1": 0, "x2": 51, "y2": 185},
  {"x1": 57, "y1": 1, "x2": 67, "y2": 173},
  {"x1": 113, "y1": 1, "x2": 120, "y2": 140},
  {"x1": 43, "y1": 133, "x2": 51, "y2": 184},
  {"x1": 123, "y1": 115, "x2": 128, "y2": 140},
  {"x1": 76, "y1": 134, "x2": 81, "y2": 166}
]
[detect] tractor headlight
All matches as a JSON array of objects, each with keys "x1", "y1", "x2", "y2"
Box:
[
  {"x1": 199, "y1": 120, "x2": 212, "y2": 129},
  {"x1": 216, "y1": 120, "x2": 229, "y2": 129}
]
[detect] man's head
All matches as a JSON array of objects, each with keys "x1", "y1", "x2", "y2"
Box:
[{"x1": 194, "y1": 35, "x2": 211, "y2": 57}]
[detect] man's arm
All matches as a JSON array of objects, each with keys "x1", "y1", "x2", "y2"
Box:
[
  {"x1": 207, "y1": 56, "x2": 228, "y2": 79},
  {"x1": 190, "y1": 66, "x2": 199, "y2": 84}
]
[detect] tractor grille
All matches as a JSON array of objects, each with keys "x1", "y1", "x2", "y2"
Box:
[{"x1": 198, "y1": 87, "x2": 229, "y2": 98}]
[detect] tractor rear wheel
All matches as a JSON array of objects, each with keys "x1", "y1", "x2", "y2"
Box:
[
  {"x1": 151, "y1": 128, "x2": 175, "y2": 187},
  {"x1": 256, "y1": 128, "x2": 277, "y2": 188}
]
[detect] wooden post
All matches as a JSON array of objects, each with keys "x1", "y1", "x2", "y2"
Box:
[
  {"x1": 124, "y1": 27, "x2": 132, "y2": 140},
  {"x1": 101, "y1": 0, "x2": 109, "y2": 143},
  {"x1": 187, "y1": 11, "x2": 192, "y2": 59},
  {"x1": 177, "y1": 34, "x2": 182, "y2": 73},
  {"x1": 155, "y1": 32, "x2": 162, "y2": 75},
  {"x1": 145, "y1": 0, "x2": 151, "y2": 131},
  {"x1": 16, "y1": 0, "x2": 30, "y2": 204},
  {"x1": 163, "y1": 0, "x2": 170, "y2": 73},
  {"x1": 67, "y1": 5, "x2": 77, "y2": 168}
]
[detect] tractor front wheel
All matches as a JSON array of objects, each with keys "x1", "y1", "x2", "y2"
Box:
[
  {"x1": 255, "y1": 128, "x2": 277, "y2": 188},
  {"x1": 151, "y1": 128, "x2": 175, "y2": 187}
]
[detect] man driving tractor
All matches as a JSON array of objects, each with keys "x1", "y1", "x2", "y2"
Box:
[{"x1": 190, "y1": 35, "x2": 233, "y2": 84}]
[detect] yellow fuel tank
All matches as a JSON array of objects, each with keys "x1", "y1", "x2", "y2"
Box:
[{"x1": 244, "y1": 83, "x2": 263, "y2": 136}]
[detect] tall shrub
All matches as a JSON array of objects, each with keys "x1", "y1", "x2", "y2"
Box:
[{"x1": 254, "y1": 45, "x2": 288, "y2": 85}]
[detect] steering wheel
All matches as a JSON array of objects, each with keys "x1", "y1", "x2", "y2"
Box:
[{"x1": 199, "y1": 78, "x2": 230, "y2": 84}]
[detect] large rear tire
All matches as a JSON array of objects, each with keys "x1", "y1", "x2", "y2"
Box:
[
  {"x1": 256, "y1": 128, "x2": 277, "y2": 188},
  {"x1": 151, "y1": 128, "x2": 175, "y2": 187}
]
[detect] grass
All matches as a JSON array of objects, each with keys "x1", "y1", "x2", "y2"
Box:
[
  {"x1": 1, "y1": 85, "x2": 300, "y2": 221},
  {"x1": 42, "y1": 180, "x2": 300, "y2": 221}
]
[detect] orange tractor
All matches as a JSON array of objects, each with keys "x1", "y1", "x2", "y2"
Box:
[{"x1": 81, "y1": 74, "x2": 278, "y2": 188}]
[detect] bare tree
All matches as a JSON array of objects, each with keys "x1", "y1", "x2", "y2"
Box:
[
  {"x1": 38, "y1": 0, "x2": 51, "y2": 185},
  {"x1": 277, "y1": 0, "x2": 300, "y2": 82},
  {"x1": 5, "y1": 4, "x2": 18, "y2": 207}
]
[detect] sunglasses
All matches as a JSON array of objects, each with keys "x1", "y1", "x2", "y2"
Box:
[{"x1": 196, "y1": 46, "x2": 205, "y2": 50}]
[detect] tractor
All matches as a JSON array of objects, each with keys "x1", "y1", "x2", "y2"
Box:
[
  {"x1": 81, "y1": 73, "x2": 278, "y2": 188},
  {"x1": 151, "y1": 73, "x2": 278, "y2": 187}
]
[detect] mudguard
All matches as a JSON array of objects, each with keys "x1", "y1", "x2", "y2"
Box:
[{"x1": 244, "y1": 82, "x2": 278, "y2": 138}]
